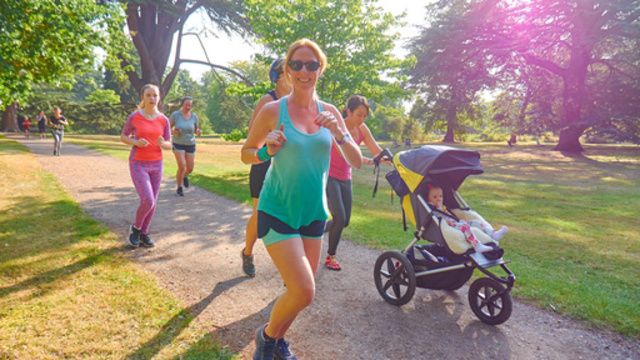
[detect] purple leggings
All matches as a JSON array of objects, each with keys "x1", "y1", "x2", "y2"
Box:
[{"x1": 129, "y1": 159, "x2": 163, "y2": 234}]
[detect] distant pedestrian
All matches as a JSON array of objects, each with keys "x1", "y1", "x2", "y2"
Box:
[
  {"x1": 49, "y1": 107, "x2": 69, "y2": 156},
  {"x1": 120, "y1": 84, "x2": 172, "y2": 248},
  {"x1": 169, "y1": 96, "x2": 200, "y2": 197},
  {"x1": 22, "y1": 116, "x2": 31, "y2": 138},
  {"x1": 242, "y1": 57, "x2": 291, "y2": 277},
  {"x1": 37, "y1": 111, "x2": 47, "y2": 139}
]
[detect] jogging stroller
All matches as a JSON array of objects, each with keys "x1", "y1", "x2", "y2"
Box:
[{"x1": 372, "y1": 145, "x2": 516, "y2": 325}]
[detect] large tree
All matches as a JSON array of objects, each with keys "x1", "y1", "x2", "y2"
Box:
[
  {"x1": 0, "y1": 0, "x2": 121, "y2": 131},
  {"x1": 406, "y1": 0, "x2": 508, "y2": 142},
  {"x1": 506, "y1": 0, "x2": 640, "y2": 152},
  {"x1": 107, "y1": 0, "x2": 252, "y2": 99},
  {"x1": 243, "y1": 0, "x2": 413, "y2": 106}
]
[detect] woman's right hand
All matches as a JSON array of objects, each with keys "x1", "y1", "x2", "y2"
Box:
[{"x1": 265, "y1": 124, "x2": 287, "y2": 156}]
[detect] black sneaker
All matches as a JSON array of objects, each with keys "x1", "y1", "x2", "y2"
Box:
[
  {"x1": 177, "y1": 186, "x2": 184, "y2": 196},
  {"x1": 183, "y1": 176, "x2": 190, "y2": 188},
  {"x1": 275, "y1": 338, "x2": 297, "y2": 360},
  {"x1": 129, "y1": 225, "x2": 141, "y2": 247},
  {"x1": 241, "y1": 248, "x2": 256, "y2": 277},
  {"x1": 140, "y1": 233, "x2": 155, "y2": 247},
  {"x1": 253, "y1": 324, "x2": 276, "y2": 360}
]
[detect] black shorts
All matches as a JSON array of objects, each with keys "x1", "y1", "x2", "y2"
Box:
[
  {"x1": 172, "y1": 143, "x2": 196, "y2": 154},
  {"x1": 257, "y1": 211, "x2": 326, "y2": 245},
  {"x1": 38, "y1": 124, "x2": 46, "y2": 133},
  {"x1": 249, "y1": 160, "x2": 271, "y2": 198}
]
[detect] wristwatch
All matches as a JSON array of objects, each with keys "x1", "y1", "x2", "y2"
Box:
[{"x1": 335, "y1": 131, "x2": 351, "y2": 145}]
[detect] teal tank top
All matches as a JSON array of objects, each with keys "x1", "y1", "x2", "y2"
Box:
[{"x1": 257, "y1": 97, "x2": 332, "y2": 228}]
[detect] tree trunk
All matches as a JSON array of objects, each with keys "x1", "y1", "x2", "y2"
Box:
[
  {"x1": 554, "y1": 126, "x2": 584, "y2": 153},
  {"x1": 443, "y1": 102, "x2": 456, "y2": 143},
  {"x1": 1, "y1": 102, "x2": 19, "y2": 132}
]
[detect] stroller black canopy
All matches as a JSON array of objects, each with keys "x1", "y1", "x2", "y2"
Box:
[{"x1": 395, "y1": 145, "x2": 484, "y2": 192}]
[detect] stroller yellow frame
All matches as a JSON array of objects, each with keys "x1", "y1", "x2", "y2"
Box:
[{"x1": 373, "y1": 145, "x2": 516, "y2": 325}]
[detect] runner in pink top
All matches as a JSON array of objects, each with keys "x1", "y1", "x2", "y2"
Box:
[
  {"x1": 324, "y1": 95, "x2": 390, "y2": 270},
  {"x1": 120, "y1": 84, "x2": 172, "y2": 249}
]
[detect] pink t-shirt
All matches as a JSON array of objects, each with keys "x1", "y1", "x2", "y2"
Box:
[
  {"x1": 121, "y1": 111, "x2": 171, "y2": 161},
  {"x1": 328, "y1": 127, "x2": 364, "y2": 181}
]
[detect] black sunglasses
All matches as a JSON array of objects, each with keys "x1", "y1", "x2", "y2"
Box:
[{"x1": 288, "y1": 60, "x2": 321, "y2": 72}]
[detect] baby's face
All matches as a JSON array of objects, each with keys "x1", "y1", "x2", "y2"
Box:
[{"x1": 428, "y1": 187, "x2": 444, "y2": 208}]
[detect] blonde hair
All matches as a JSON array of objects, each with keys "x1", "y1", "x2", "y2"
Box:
[
  {"x1": 138, "y1": 84, "x2": 160, "y2": 110},
  {"x1": 284, "y1": 39, "x2": 327, "y2": 81}
]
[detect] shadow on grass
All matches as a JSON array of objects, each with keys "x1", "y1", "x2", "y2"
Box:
[
  {"x1": 0, "y1": 195, "x2": 110, "y2": 264},
  {"x1": 0, "y1": 247, "x2": 123, "y2": 300},
  {"x1": 124, "y1": 276, "x2": 252, "y2": 360}
]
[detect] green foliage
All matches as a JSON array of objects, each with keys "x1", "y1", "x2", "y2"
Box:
[
  {"x1": 407, "y1": 0, "x2": 506, "y2": 142},
  {"x1": 374, "y1": 104, "x2": 408, "y2": 141},
  {"x1": 220, "y1": 127, "x2": 248, "y2": 143},
  {"x1": 245, "y1": 0, "x2": 413, "y2": 106},
  {"x1": 65, "y1": 101, "x2": 133, "y2": 135},
  {"x1": 0, "y1": 0, "x2": 124, "y2": 106},
  {"x1": 204, "y1": 74, "x2": 253, "y2": 134},
  {"x1": 86, "y1": 89, "x2": 120, "y2": 105},
  {"x1": 499, "y1": 0, "x2": 640, "y2": 150}
]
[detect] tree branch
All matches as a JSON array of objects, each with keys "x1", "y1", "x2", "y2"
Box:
[
  {"x1": 523, "y1": 54, "x2": 566, "y2": 78},
  {"x1": 179, "y1": 59, "x2": 254, "y2": 86}
]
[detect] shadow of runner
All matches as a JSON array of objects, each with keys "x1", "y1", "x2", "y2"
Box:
[
  {"x1": 0, "y1": 248, "x2": 123, "y2": 300},
  {"x1": 177, "y1": 298, "x2": 277, "y2": 359},
  {"x1": 124, "y1": 276, "x2": 251, "y2": 360}
]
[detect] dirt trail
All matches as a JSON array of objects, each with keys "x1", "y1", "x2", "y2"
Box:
[{"x1": 13, "y1": 136, "x2": 640, "y2": 360}]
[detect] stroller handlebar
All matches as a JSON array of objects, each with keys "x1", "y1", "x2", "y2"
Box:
[{"x1": 373, "y1": 148, "x2": 393, "y2": 166}]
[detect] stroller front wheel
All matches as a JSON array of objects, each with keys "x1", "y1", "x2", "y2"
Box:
[
  {"x1": 374, "y1": 250, "x2": 416, "y2": 306},
  {"x1": 468, "y1": 277, "x2": 513, "y2": 325}
]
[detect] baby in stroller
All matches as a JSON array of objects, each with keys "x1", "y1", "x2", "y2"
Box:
[{"x1": 426, "y1": 183, "x2": 508, "y2": 253}]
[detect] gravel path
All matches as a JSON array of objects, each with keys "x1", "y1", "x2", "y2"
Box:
[{"x1": 13, "y1": 136, "x2": 640, "y2": 360}]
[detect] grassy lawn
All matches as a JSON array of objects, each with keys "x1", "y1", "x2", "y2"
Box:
[
  {"x1": 0, "y1": 136, "x2": 236, "y2": 359},
  {"x1": 65, "y1": 135, "x2": 640, "y2": 338}
]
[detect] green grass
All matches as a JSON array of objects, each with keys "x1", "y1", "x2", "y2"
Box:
[
  {"x1": 0, "y1": 136, "x2": 236, "y2": 359},
  {"x1": 64, "y1": 136, "x2": 640, "y2": 338}
]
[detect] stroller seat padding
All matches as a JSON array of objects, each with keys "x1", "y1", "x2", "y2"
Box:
[{"x1": 439, "y1": 218, "x2": 496, "y2": 255}]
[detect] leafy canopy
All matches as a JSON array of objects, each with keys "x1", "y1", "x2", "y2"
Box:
[
  {"x1": 244, "y1": 0, "x2": 414, "y2": 106},
  {"x1": 0, "y1": 0, "x2": 123, "y2": 107}
]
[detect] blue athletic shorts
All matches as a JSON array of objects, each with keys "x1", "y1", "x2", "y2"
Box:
[
  {"x1": 172, "y1": 143, "x2": 196, "y2": 154},
  {"x1": 257, "y1": 211, "x2": 326, "y2": 246}
]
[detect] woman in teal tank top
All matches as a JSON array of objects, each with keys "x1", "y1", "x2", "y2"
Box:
[{"x1": 241, "y1": 39, "x2": 362, "y2": 360}]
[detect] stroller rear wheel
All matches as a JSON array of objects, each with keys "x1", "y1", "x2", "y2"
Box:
[
  {"x1": 468, "y1": 277, "x2": 513, "y2": 325},
  {"x1": 374, "y1": 250, "x2": 416, "y2": 306}
]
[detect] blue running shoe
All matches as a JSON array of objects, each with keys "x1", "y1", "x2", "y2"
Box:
[
  {"x1": 242, "y1": 248, "x2": 256, "y2": 277},
  {"x1": 254, "y1": 324, "x2": 276, "y2": 360},
  {"x1": 140, "y1": 233, "x2": 155, "y2": 247},
  {"x1": 275, "y1": 338, "x2": 297, "y2": 360},
  {"x1": 129, "y1": 224, "x2": 141, "y2": 248}
]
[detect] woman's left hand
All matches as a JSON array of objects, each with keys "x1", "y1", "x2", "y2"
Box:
[
  {"x1": 314, "y1": 111, "x2": 341, "y2": 137},
  {"x1": 157, "y1": 136, "x2": 165, "y2": 146},
  {"x1": 195, "y1": 128, "x2": 202, "y2": 136}
]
